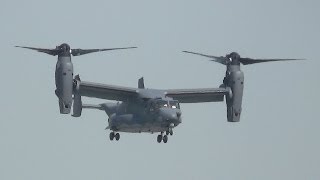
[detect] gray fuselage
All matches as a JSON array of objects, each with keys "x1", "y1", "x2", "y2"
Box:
[{"x1": 104, "y1": 98, "x2": 182, "y2": 133}]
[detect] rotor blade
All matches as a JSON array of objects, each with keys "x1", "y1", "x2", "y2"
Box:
[
  {"x1": 71, "y1": 47, "x2": 137, "y2": 56},
  {"x1": 239, "y1": 58, "x2": 304, "y2": 65},
  {"x1": 15, "y1": 46, "x2": 58, "y2": 56},
  {"x1": 182, "y1": 51, "x2": 228, "y2": 65}
]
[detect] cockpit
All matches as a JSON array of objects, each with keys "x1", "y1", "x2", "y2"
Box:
[
  {"x1": 149, "y1": 99, "x2": 180, "y2": 111},
  {"x1": 169, "y1": 100, "x2": 180, "y2": 109}
]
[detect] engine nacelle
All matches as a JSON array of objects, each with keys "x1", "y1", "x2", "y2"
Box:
[
  {"x1": 55, "y1": 56, "x2": 74, "y2": 114},
  {"x1": 226, "y1": 69, "x2": 244, "y2": 122}
]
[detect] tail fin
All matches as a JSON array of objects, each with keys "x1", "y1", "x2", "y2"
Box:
[
  {"x1": 72, "y1": 103, "x2": 105, "y2": 117},
  {"x1": 138, "y1": 77, "x2": 145, "y2": 89},
  {"x1": 72, "y1": 92, "x2": 82, "y2": 117},
  {"x1": 72, "y1": 75, "x2": 82, "y2": 117}
]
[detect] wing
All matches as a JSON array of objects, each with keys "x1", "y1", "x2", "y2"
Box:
[
  {"x1": 165, "y1": 88, "x2": 227, "y2": 103},
  {"x1": 78, "y1": 81, "x2": 138, "y2": 101}
]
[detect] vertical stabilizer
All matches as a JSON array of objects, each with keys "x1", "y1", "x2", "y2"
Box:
[
  {"x1": 138, "y1": 77, "x2": 145, "y2": 89},
  {"x1": 72, "y1": 75, "x2": 82, "y2": 117}
]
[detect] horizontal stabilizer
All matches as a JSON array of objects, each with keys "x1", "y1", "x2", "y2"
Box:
[
  {"x1": 82, "y1": 103, "x2": 118, "y2": 116},
  {"x1": 82, "y1": 104, "x2": 104, "y2": 110}
]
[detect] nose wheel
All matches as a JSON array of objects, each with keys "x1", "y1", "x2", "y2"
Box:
[
  {"x1": 109, "y1": 132, "x2": 120, "y2": 141},
  {"x1": 166, "y1": 128, "x2": 173, "y2": 136}
]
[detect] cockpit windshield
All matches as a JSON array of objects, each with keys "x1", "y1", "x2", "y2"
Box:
[
  {"x1": 149, "y1": 99, "x2": 180, "y2": 111},
  {"x1": 155, "y1": 100, "x2": 169, "y2": 109},
  {"x1": 169, "y1": 100, "x2": 180, "y2": 109}
]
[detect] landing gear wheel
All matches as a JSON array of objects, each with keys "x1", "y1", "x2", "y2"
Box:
[
  {"x1": 109, "y1": 132, "x2": 115, "y2": 141},
  {"x1": 163, "y1": 135, "x2": 168, "y2": 143},
  {"x1": 157, "y1": 135, "x2": 163, "y2": 143},
  {"x1": 115, "y1": 133, "x2": 120, "y2": 141},
  {"x1": 169, "y1": 129, "x2": 173, "y2": 136},
  {"x1": 166, "y1": 131, "x2": 169, "y2": 135}
]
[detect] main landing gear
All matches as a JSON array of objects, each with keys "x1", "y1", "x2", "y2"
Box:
[
  {"x1": 109, "y1": 132, "x2": 120, "y2": 141},
  {"x1": 157, "y1": 129, "x2": 173, "y2": 143},
  {"x1": 157, "y1": 134, "x2": 168, "y2": 143}
]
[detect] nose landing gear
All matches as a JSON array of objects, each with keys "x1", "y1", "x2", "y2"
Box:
[{"x1": 166, "y1": 128, "x2": 173, "y2": 136}]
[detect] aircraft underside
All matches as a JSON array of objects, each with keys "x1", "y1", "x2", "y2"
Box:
[
  {"x1": 113, "y1": 122, "x2": 170, "y2": 133},
  {"x1": 107, "y1": 113, "x2": 177, "y2": 143}
]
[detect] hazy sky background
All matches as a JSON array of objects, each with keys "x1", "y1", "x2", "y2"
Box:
[{"x1": 0, "y1": 0, "x2": 319, "y2": 179}]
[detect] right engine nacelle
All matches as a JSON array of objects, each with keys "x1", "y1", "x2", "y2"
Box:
[
  {"x1": 226, "y1": 70, "x2": 244, "y2": 122},
  {"x1": 55, "y1": 56, "x2": 74, "y2": 114}
]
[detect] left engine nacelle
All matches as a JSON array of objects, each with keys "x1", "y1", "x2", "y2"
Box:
[{"x1": 225, "y1": 69, "x2": 244, "y2": 122}]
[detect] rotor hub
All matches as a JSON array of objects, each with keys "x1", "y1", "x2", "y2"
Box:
[
  {"x1": 226, "y1": 52, "x2": 241, "y2": 65},
  {"x1": 58, "y1": 43, "x2": 71, "y2": 53}
]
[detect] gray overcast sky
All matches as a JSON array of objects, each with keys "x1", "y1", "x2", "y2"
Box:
[{"x1": 0, "y1": 0, "x2": 319, "y2": 179}]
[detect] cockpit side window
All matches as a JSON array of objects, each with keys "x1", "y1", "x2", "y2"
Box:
[{"x1": 169, "y1": 100, "x2": 180, "y2": 109}]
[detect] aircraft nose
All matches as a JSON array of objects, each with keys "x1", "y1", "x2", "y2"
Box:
[{"x1": 159, "y1": 108, "x2": 182, "y2": 123}]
